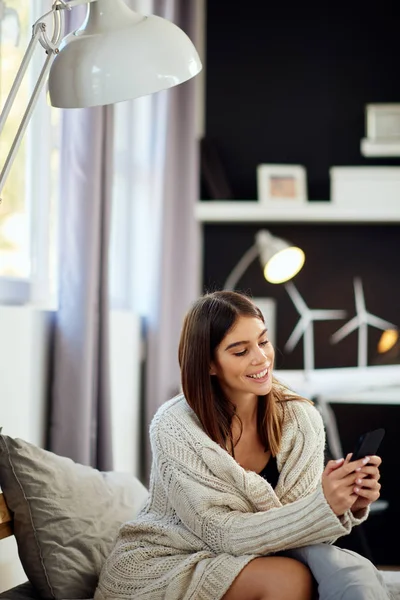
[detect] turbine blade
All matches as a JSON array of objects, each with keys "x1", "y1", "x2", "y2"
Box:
[
  {"x1": 312, "y1": 310, "x2": 347, "y2": 320},
  {"x1": 354, "y1": 277, "x2": 366, "y2": 314},
  {"x1": 285, "y1": 282, "x2": 308, "y2": 315},
  {"x1": 330, "y1": 316, "x2": 359, "y2": 344},
  {"x1": 285, "y1": 317, "x2": 308, "y2": 353},
  {"x1": 366, "y1": 313, "x2": 397, "y2": 331}
]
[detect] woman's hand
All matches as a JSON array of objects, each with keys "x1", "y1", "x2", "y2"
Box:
[
  {"x1": 350, "y1": 455, "x2": 382, "y2": 514},
  {"x1": 321, "y1": 455, "x2": 371, "y2": 516}
]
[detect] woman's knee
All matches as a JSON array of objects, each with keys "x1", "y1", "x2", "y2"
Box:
[
  {"x1": 273, "y1": 558, "x2": 314, "y2": 600},
  {"x1": 222, "y1": 556, "x2": 314, "y2": 600}
]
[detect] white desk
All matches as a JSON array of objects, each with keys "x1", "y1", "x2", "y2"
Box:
[
  {"x1": 275, "y1": 364, "x2": 400, "y2": 459},
  {"x1": 275, "y1": 365, "x2": 400, "y2": 404},
  {"x1": 318, "y1": 388, "x2": 400, "y2": 405}
]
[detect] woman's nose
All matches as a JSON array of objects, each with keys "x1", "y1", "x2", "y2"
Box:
[{"x1": 251, "y1": 346, "x2": 269, "y2": 364}]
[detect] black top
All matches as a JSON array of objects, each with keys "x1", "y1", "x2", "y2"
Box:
[{"x1": 258, "y1": 456, "x2": 280, "y2": 489}]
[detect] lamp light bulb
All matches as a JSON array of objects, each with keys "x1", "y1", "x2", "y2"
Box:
[
  {"x1": 264, "y1": 247, "x2": 305, "y2": 284},
  {"x1": 377, "y1": 329, "x2": 399, "y2": 354}
]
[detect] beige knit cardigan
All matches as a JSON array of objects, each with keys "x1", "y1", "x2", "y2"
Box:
[{"x1": 95, "y1": 395, "x2": 367, "y2": 600}]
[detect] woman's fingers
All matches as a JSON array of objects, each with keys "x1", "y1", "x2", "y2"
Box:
[
  {"x1": 323, "y1": 454, "x2": 383, "y2": 515},
  {"x1": 354, "y1": 479, "x2": 381, "y2": 500},
  {"x1": 347, "y1": 454, "x2": 382, "y2": 467},
  {"x1": 356, "y1": 456, "x2": 382, "y2": 480},
  {"x1": 355, "y1": 477, "x2": 381, "y2": 490},
  {"x1": 325, "y1": 456, "x2": 382, "y2": 488},
  {"x1": 323, "y1": 458, "x2": 346, "y2": 476},
  {"x1": 366, "y1": 455, "x2": 382, "y2": 467},
  {"x1": 329, "y1": 456, "x2": 371, "y2": 479},
  {"x1": 341, "y1": 472, "x2": 367, "y2": 487},
  {"x1": 357, "y1": 465, "x2": 381, "y2": 480},
  {"x1": 324, "y1": 456, "x2": 365, "y2": 476}
]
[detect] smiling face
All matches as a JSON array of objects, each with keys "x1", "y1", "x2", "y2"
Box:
[{"x1": 210, "y1": 315, "x2": 275, "y2": 404}]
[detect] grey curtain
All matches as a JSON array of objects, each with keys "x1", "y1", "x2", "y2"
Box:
[
  {"x1": 48, "y1": 6, "x2": 113, "y2": 470},
  {"x1": 143, "y1": 0, "x2": 201, "y2": 477},
  {"x1": 48, "y1": 0, "x2": 201, "y2": 476}
]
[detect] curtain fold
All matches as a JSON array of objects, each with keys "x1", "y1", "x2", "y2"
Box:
[
  {"x1": 143, "y1": 0, "x2": 201, "y2": 477},
  {"x1": 48, "y1": 5, "x2": 113, "y2": 470}
]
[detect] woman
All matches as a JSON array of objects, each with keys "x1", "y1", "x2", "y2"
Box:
[{"x1": 96, "y1": 291, "x2": 388, "y2": 600}]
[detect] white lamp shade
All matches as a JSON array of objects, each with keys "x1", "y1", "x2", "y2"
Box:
[
  {"x1": 256, "y1": 230, "x2": 305, "y2": 284},
  {"x1": 48, "y1": 0, "x2": 202, "y2": 108}
]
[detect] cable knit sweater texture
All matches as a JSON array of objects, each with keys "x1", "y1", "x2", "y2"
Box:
[{"x1": 95, "y1": 395, "x2": 368, "y2": 600}]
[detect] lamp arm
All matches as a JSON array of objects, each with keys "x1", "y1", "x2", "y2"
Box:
[
  {"x1": 224, "y1": 244, "x2": 259, "y2": 290},
  {"x1": 54, "y1": 0, "x2": 97, "y2": 8},
  {"x1": 0, "y1": 3, "x2": 67, "y2": 200},
  {"x1": 0, "y1": 27, "x2": 43, "y2": 137}
]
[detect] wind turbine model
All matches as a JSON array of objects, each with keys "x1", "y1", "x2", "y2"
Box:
[
  {"x1": 330, "y1": 277, "x2": 397, "y2": 367},
  {"x1": 284, "y1": 282, "x2": 347, "y2": 372}
]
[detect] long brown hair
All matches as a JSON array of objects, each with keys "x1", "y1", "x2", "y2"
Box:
[{"x1": 178, "y1": 290, "x2": 297, "y2": 456}]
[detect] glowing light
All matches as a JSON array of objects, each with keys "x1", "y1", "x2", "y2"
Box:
[
  {"x1": 377, "y1": 329, "x2": 399, "y2": 354},
  {"x1": 264, "y1": 247, "x2": 305, "y2": 284}
]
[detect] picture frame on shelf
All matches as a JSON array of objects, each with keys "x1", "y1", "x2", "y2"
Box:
[{"x1": 257, "y1": 164, "x2": 307, "y2": 206}]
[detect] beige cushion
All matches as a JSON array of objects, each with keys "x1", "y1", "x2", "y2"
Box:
[{"x1": 0, "y1": 434, "x2": 148, "y2": 600}]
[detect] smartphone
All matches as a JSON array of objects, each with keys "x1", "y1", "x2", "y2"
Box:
[{"x1": 349, "y1": 428, "x2": 385, "y2": 462}]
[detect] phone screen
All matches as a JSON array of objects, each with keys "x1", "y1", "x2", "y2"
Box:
[{"x1": 350, "y1": 428, "x2": 385, "y2": 462}]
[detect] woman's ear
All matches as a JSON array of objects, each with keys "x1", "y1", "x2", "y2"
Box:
[{"x1": 209, "y1": 361, "x2": 217, "y2": 376}]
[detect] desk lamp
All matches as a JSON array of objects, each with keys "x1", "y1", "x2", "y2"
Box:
[
  {"x1": 224, "y1": 230, "x2": 305, "y2": 290},
  {"x1": 224, "y1": 230, "x2": 345, "y2": 372}
]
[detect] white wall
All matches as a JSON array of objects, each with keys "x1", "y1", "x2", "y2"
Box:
[
  {"x1": 0, "y1": 306, "x2": 52, "y2": 592},
  {"x1": 0, "y1": 307, "x2": 143, "y2": 592},
  {"x1": 0, "y1": 307, "x2": 51, "y2": 445},
  {"x1": 109, "y1": 310, "x2": 143, "y2": 477}
]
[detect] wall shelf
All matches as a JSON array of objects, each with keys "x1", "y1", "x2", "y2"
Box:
[
  {"x1": 361, "y1": 138, "x2": 400, "y2": 157},
  {"x1": 195, "y1": 201, "x2": 400, "y2": 223}
]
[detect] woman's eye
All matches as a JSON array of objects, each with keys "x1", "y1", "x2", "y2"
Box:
[
  {"x1": 260, "y1": 340, "x2": 270, "y2": 347},
  {"x1": 234, "y1": 349, "x2": 247, "y2": 356}
]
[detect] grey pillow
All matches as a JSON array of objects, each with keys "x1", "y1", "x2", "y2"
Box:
[{"x1": 0, "y1": 434, "x2": 148, "y2": 600}]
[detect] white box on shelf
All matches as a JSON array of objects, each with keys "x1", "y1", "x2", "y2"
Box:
[
  {"x1": 330, "y1": 167, "x2": 400, "y2": 209},
  {"x1": 366, "y1": 104, "x2": 400, "y2": 140}
]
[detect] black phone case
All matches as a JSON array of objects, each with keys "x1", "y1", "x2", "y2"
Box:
[{"x1": 350, "y1": 428, "x2": 385, "y2": 462}]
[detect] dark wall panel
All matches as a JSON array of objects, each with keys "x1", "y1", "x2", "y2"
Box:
[{"x1": 205, "y1": 0, "x2": 400, "y2": 200}]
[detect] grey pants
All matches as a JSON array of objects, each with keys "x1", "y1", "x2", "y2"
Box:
[{"x1": 284, "y1": 544, "x2": 391, "y2": 600}]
